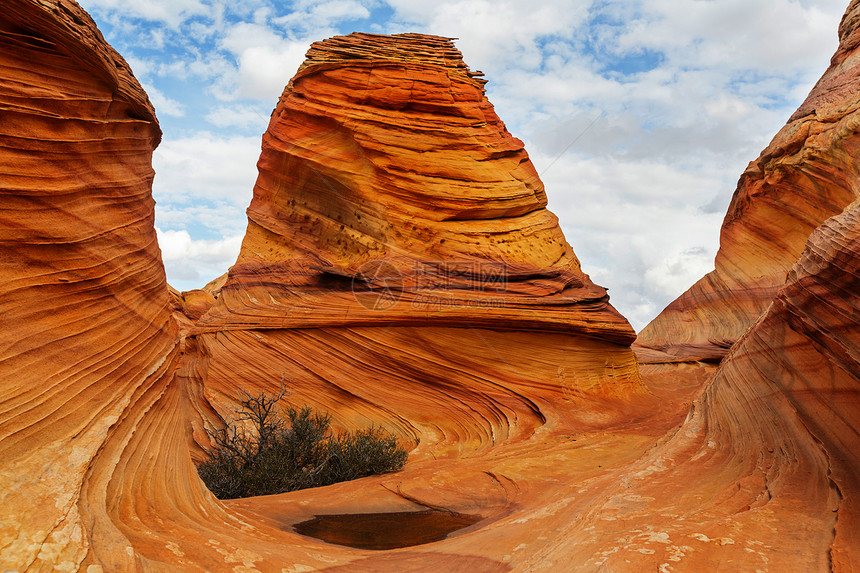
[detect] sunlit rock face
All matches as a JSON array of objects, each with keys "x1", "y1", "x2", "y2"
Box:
[
  {"x1": 0, "y1": 6, "x2": 649, "y2": 570},
  {"x1": 189, "y1": 32, "x2": 645, "y2": 482},
  {"x1": 636, "y1": 0, "x2": 860, "y2": 363},
  {"x1": 187, "y1": 34, "x2": 647, "y2": 559},
  {"x1": 0, "y1": 0, "x2": 183, "y2": 568},
  {"x1": 198, "y1": 32, "x2": 635, "y2": 345}
]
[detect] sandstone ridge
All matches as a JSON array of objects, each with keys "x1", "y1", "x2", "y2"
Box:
[
  {"x1": 0, "y1": 1, "x2": 180, "y2": 568},
  {"x1": 636, "y1": 0, "x2": 860, "y2": 362}
]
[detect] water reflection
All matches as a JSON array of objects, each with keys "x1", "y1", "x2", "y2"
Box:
[{"x1": 294, "y1": 510, "x2": 482, "y2": 550}]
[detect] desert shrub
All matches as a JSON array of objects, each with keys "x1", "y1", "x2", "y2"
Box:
[{"x1": 197, "y1": 387, "x2": 408, "y2": 499}]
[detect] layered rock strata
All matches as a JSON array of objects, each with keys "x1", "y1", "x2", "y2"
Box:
[
  {"x1": 0, "y1": 8, "x2": 650, "y2": 571},
  {"x1": 198, "y1": 33, "x2": 635, "y2": 345},
  {"x1": 4, "y1": 0, "x2": 860, "y2": 571},
  {"x1": 189, "y1": 31, "x2": 644, "y2": 479},
  {"x1": 0, "y1": 1, "x2": 181, "y2": 568},
  {"x1": 556, "y1": 200, "x2": 860, "y2": 571},
  {"x1": 636, "y1": 0, "x2": 860, "y2": 362},
  {"x1": 606, "y1": 4, "x2": 860, "y2": 568}
]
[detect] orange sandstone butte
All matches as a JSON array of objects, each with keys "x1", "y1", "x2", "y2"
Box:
[
  {"x1": 197, "y1": 32, "x2": 635, "y2": 345},
  {"x1": 1, "y1": 0, "x2": 860, "y2": 571}
]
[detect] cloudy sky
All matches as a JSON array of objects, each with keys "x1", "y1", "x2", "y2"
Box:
[{"x1": 77, "y1": 0, "x2": 848, "y2": 331}]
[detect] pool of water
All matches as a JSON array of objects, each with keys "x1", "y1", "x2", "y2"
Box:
[{"x1": 293, "y1": 510, "x2": 483, "y2": 550}]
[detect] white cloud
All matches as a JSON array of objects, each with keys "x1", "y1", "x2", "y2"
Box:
[
  {"x1": 78, "y1": 0, "x2": 212, "y2": 29},
  {"x1": 275, "y1": 0, "x2": 372, "y2": 29},
  {"x1": 156, "y1": 228, "x2": 244, "y2": 289},
  {"x1": 614, "y1": 0, "x2": 842, "y2": 73},
  {"x1": 156, "y1": 202, "x2": 248, "y2": 238},
  {"x1": 205, "y1": 104, "x2": 273, "y2": 129},
  {"x1": 228, "y1": 43, "x2": 309, "y2": 101},
  {"x1": 124, "y1": 55, "x2": 154, "y2": 78},
  {"x1": 212, "y1": 22, "x2": 312, "y2": 101},
  {"x1": 152, "y1": 132, "x2": 262, "y2": 208},
  {"x1": 219, "y1": 21, "x2": 286, "y2": 53},
  {"x1": 142, "y1": 83, "x2": 186, "y2": 117},
  {"x1": 385, "y1": 0, "x2": 590, "y2": 72},
  {"x1": 644, "y1": 246, "x2": 715, "y2": 298},
  {"x1": 75, "y1": 0, "x2": 849, "y2": 328},
  {"x1": 201, "y1": 2, "x2": 388, "y2": 103},
  {"x1": 156, "y1": 55, "x2": 235, "y2": 83},
  {"x1": 533, "y1": 150, "x2": 729, "y2": 330},
  {"x1": 152, "y1": 132, "x2": 261, "y2": 264}
]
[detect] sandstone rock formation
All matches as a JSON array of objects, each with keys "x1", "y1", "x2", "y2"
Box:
[
  {"x1": 540, "y1": 200, "x2": 860, "y2": 570},
  {"x1": 636, "y1": 0, "x2": 860, "y2": 362},
  {"x1": 0, "y1": 0, "x2": 182, "y2": 568},
  {"x1": 2, "y1": 0, "x2": 860, "y2": 571},
  {"x1": 199, "y1": 32, "x2": 634, "y2": 345},
  {"x1": 0, "y1": 4, "x2": 646, "y2": 569}
]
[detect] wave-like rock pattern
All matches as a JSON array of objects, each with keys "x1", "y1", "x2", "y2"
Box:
[
  {"x1": 636, "y1": 0, "x2": 860, "y2": 363},
  {"x1": 4, "y1": 1, "x2": 860, "y2": 571},
  {"x1": 195, "y1": 326, "x2": 643, "y2": 460},
  {"x1": 188, "y1": 30, "x2": 645, "y2": 489},
  {"x1": 0, "y1": 6, "x2": 652, "y2": 571},
  {"x1": 198, "y1": 32, "x2": 634, "y2": 345},
  {"x1": 0, "y1": 1, "x2": 181, "y2": 568},
  {"x1": 553, "y1": 200, "x2": 860, "y2": 571}
]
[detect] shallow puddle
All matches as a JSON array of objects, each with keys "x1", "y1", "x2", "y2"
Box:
[{"x1": 293, "y1": 510, "x2": 482, "y2": 550}]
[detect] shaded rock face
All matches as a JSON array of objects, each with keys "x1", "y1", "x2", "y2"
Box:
[
  {"x1": 636, "y1": 0, "x2": 860, "y2": 363},
  {"x1": 603, "y1": 2, "x2": 860, "y2": 569},
  {"x1": 699, "y1": 200, "x2": 860, "y2": 568},
  {"x1": 3, "y1": 1, "x2": 860, "y2": 572}
]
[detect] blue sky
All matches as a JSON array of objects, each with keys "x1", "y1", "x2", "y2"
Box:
[{"x1": 77, "y1": 0, "x2": 848, "y2": 330}]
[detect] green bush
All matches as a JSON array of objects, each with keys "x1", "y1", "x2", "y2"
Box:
[{"x1": 197, "y1": 387, "x2": 408, "y2": 499}]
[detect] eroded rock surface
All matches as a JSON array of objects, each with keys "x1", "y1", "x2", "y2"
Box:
[
  {"x1": 0, "y1": 8, "x2": 648, "y2": 570},
  {"x1": 199, "y1": 32, "x2": 635, "y2": 345},
  {"x1": 0, "y1": 1, "x2": 181, "y2": 568},
  {"x1": 3, "y1": 1, "x2": 860, "y2": 572},
  {"x1": 636, "y1": 0, "x2": 860, "y2": 363},
  {"x1": 528, "y1": 199, "x2": 860, "y2": 571}
]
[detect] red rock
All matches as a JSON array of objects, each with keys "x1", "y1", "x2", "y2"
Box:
[
  {"x1": 182, "y1": 35, "x2": 649, "y2": 568},
  {"x1": 175, "y1": 288, "x2": 217, "y2": 321},
  {"x1": 0, "y1": 11, "x2": 647, "y2": 569},
  {"x1": 0, "y1": 0, "x2": 180, "y2": 567},
  {"x1": 571, "y1": 200, "x2": 860, "y2": 571},
  {"x1": 636, "y1": 2, "x2": 860, "y2": 363},
  {"x1": 199, "y1": 32, "x2": 635, "y2": 346},
  {"x1": 4, "y1": 1, "x2": 860, "y2": 571}
]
